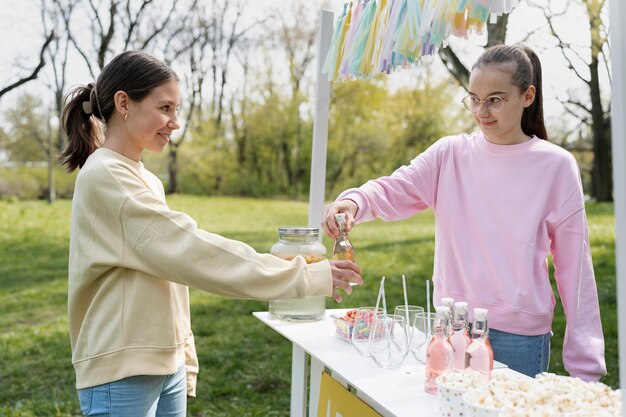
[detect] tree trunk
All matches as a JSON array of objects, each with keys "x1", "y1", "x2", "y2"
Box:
[
  {"x1": 47, "y1": 138, "x2": 56, "y2": 204},
  {"x1": 486, "y1": 14, "x2": 508, "y2": 47},
  {"x1": 167, "y1": 144, "x2": 179, "y2": 194},
  {"x1": 589, "y1": 57, "x2": 612, "y2": 201},
  {"x1": 586, "y1": 0, "x2": 612, "y2": 201}
]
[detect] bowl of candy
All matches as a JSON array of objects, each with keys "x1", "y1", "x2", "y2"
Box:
[{"x1": 331, "y1": 309, "x2": 356, "y2": 341}]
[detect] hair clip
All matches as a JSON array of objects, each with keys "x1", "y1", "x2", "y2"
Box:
[{"x1": 82, "y1": 101, "x2": 93, "y2": 115}]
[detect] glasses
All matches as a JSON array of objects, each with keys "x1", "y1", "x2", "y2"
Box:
[{"x1": 461, "y1": 95, "x2": 517, "y2": 113}]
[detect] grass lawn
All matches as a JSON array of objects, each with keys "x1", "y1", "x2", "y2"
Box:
[{"x1": 0, "y1": 196, "x2": 618, "y2": 416}]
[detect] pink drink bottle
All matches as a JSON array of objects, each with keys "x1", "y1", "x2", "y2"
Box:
[
  {"x1": 465, "y1": 308, "x2": 494, "y2": 381},
  {"x1": 424, "y1": 309, "x2": 453, "y2": 394},
  {"x1": 449, "y1": 301, "x2": 471, "y2": 371}
]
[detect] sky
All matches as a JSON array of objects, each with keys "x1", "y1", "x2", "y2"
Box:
[{"x1": 0, "y1": 0, "x2": 611, "y2": 131}]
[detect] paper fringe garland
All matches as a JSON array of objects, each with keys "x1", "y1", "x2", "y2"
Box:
[{"x1": 323, "y1": 0, "x2": 519, "y2": 81}]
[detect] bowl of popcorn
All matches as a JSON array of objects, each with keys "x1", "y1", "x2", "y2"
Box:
[
  {"x1": 464, "y1": 372, "x2": 622, "y2": 417},
  {"x1": 526, "y1": 373, "x2": 622, "y2": 416},
  {"x1": 331, "y1": 309, "x2": 356, "y2": 341},
  {"x1": 436, "y1": 369, "x2": 488, "y2": 417},
  {"x1": 463, "y1": 385, "x2": 528, "y2": 417}
]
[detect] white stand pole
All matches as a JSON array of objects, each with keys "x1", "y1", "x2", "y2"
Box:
[
  {"x1": 609, "y1": 0, "x2": 626, "y2": 411},
  {"x1": 291, "y1": 345, "x2": 308, "y2": 417},
  {"x1": 308, "y1": 10, "x2": 334, "y2": 234},
  {"x1": 293, "y1": 10, "x2": 333, "y2": 417}
]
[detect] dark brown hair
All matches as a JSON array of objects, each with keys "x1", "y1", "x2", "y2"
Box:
[
  {"x1": 473, "y1": 44, "x2": 548, "y2": 141},
  {"x1": 59, "y1": 50, "x2": 178, "y2": 172}
]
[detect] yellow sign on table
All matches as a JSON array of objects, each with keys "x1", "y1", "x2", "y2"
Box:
[{"x1": 317, "y1": 372, "x2": 382, "y2": 417}]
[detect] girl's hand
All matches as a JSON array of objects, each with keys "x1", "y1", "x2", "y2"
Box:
[
  {"x1": 329, "y1": 260, "x2": 362, "y2": 303},
  {"x1": 322, "y1": 199, "x2": 358, "y2": 239}
]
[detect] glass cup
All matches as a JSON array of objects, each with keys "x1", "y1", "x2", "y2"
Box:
[
  {"x1": 411, "y1": 311, "x2": 436, "y2": 363},
  {"x1": 351, "y1": 307, "x2": 379, "y2": 356},
  {"x1": 394, "y1": 305, "x2": 424, "y2": 338},
  {"x1": 368, "y1": 314, "x2": 409, "y2": 368}
]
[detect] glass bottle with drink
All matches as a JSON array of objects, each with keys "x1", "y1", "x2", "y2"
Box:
[
  {"x1": 424, "y1": 308, "x2": 453, "y2": 394},
  {"x1": 449, "y1": 301, "x2": 471, "y2": 371},
  {"x1": 332, "y1": 213, "x2": 355, "y2": 262},
  {"x1": 332, "y1": 213, "x2": 357, "y2": 286},
  {"x1": 465, "y1": 307, "x2": 494, "y2": 380}
]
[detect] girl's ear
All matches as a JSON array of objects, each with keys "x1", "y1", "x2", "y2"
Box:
[
  {"x1": 523, "y1": 85, "x2": 536, "y2": 108},
  {"x1": 113, "y1": 91, "x2": 129, "y2": 118}
]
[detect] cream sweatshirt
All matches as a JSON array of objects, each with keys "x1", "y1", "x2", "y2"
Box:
[{"x1": 68, "y1": 148, "x2": 333, "y2": 395}]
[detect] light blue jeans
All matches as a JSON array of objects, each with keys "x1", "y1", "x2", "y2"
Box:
[
  {"x1": 489, "y1": 328, "x2": 551, "y2": 378},
  {"x1": 77, "y1": 365, "x2": 186, "y2": 417}
]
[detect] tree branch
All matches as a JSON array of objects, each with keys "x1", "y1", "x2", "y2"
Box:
[
  {"x1": 437, "y1": 47, "x2": 469, "y2": 90},
  {"x1": 0, "y1": 30, "x2": 55, "y2": 99}
]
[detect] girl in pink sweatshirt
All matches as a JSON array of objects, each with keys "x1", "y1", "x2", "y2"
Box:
[{"x1": 323, "y1": 44, "x2": 606, "y2": 381}]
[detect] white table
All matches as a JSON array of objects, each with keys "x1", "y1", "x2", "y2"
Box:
[{"x1": 253, "y1": 309, "x2": 520, "y2": 417}]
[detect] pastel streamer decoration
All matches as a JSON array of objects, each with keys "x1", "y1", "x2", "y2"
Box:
[
  {"x1": 338, "y1": 0, "x2": 365, "y2": 77},
  {"x1": 323, "y1": 3, "x2": 353, "y2": 81},
  {"x1": 347, "y1": 0, "x2": 377, "y2": 77},
  {"x1": 377, "y1": 0, "x2": 403, "y2": 73},
  {"x1": 323, "y1": 0, "x2": 519, "y2": 81}
]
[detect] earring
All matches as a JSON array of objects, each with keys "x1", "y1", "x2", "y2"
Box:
[{"x1": 124, "y1": 113, "x2": 128, "y2": 121}]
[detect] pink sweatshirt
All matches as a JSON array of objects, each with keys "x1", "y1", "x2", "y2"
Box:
[{"x1": 338, "y1": 132, "x2": 606, "y2": 381}]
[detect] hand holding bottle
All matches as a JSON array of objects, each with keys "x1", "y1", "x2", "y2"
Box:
[
  {"x1": 332, "y1": 213, "x2": 355, "y2": 260},
  {"x1": 322, "y1": 199, "x2": 358, "y2": 239},
  {"x1": 329, "y1": 260, "x2": 362, "y2": 303}
]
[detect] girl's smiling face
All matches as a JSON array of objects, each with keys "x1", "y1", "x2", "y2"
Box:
[
  {"x1": 125, "y1": 79, "x2": 181, "y2": 155},
  {"x1": 468, "y1": 64, "x2": 535, "y2": 145}
]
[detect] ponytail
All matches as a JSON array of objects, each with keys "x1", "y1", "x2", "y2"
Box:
[
  {"x1": 58, "y1": 83, "x2": 103, "y2": 172},
  {"x1": 473, "y1": 44, "x2": 548, "y2": 140},
  {"x1": 520, "y1": 46, "x2": 548, "y2": 141}
]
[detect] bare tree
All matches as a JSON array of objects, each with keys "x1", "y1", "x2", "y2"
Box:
[
  {"x1": 273, "y1": 1, "x2": 318, "y2": 196},
  {"x1": 0, "y1": 31, "x2": 54, "y2": 100},
  {"x1": 528, "y1": 0, "x2": 611, "y2": 201},
  {"x1": 45, "y1": 0, "x2": 82, "y2": 151},
  {"x1": 231, "y1": 39, "x2": 252, "y2": 167},
  {"x1": 205, "y1": 0, "x2": 269, "y2": 132},
  {"x1": 162, "y1": 2, "x2": 211, "y2": 194},
  {"x1": 163, "y1": 0, "x2": 270, "y2": 194},
  {"x1": 60, "y1": 0, "x2": 183, "y2": 76}
]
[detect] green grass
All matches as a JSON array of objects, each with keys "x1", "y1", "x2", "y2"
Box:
[{"x1": 0, "y1": 197, "x2": 618, "y2": 416}]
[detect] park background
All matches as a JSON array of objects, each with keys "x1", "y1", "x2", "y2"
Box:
[{"x1": 0, "y1": 0, "x2": 616, "y2": 416}]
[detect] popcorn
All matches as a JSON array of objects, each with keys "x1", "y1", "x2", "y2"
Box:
[
  {"x1": 535, "y1": 372, "x2": 586, "y2": 391},
  {"x1": 437, "y1": 369, "x2": 488, "y2": 390},
  {"x1": 466, "y1": 386, "x2": 529, "y2": 410},
  {"x1": 489, "y1": 373, "x2": 534, "y2": 393},
  {"x1": 469, "y1": 372, "x2": 622, "y2": 417}
]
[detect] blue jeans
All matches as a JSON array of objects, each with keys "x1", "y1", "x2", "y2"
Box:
[
  {"x1": 77, "y1": 365, "x2": 186, "y2": 417},
  {"x1": 489, "y1": 328, "x2": 551, "y2": 378}
]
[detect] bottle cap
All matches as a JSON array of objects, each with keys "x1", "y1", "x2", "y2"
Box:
[
  {"x1": 435, "y1": 305, "x2": 450, "y2": 315},
  {"x1": 454, "y1": 301, "x2": 467, "y2": 313},
  {"x1": 473, "y1": 308, "x2": 488, "y2": 320},
  {"x1": 441, "y1": 297, "x2": 454, "y2": 306},
  {"x1": 335, "y1": 213, "x2": 346, "y2": 224}
]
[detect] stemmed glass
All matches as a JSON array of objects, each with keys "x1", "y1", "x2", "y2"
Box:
[
  {"x1": 411, "y1": 311, "x2": 436, "y2": 363},
  {"x1": 368, "y1": 314, "x2": 409, "y2": 368}
]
